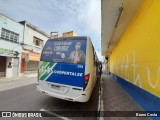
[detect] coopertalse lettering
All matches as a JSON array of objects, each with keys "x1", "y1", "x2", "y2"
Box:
[{"x1": 54, "y1": 70, "x2": 83, "y2": 76}]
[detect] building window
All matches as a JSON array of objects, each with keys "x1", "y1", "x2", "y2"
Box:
[
  {"x1": 33, "y1": 37, "x2": 43, "y2": 47},
  {"x1": 1, "y1": 28, "x2": 19, "y2": 43}
]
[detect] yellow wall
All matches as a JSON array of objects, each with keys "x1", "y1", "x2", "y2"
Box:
[
  {"x1": 109, "y1": 0, "x2": 160, "y2": 97},
  {"x1": 50, "y1": 31, "x2": 77, "y2": 38},
  {"x1": 63, "y1": 31, "x2": 77, "y2": 37},
  {"x1": 51, "y1": 34, "x2": 60, "y2": 38}
]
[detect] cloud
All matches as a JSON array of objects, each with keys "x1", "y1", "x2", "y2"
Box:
[
  {"x1": 76, "y1": 0, "x2": 102, "y2": 60},
  {"x1": 0, "y1": 0, "x2": 101, "y2": 34},
  {"x1": 77, "y1": 0, "x2": 101, "y2": 34},
  {"x1": 0, "y1": 0, "x2": 102, "y2": 59}
]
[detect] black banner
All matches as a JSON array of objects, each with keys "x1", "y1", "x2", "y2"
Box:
[{"x1": 0, "y1": 111, "x2": 160, "y2": 117}]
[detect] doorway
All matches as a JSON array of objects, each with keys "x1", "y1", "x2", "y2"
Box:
[{"x1": 0, "y1": 56, "x2": 6, "y2": 77}]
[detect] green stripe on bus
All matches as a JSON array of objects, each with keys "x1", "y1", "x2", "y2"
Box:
[
  {"x1": 39, "y1": 62, "x2": 55, "y2": 81},
  {"x1": 38, "y1": 62, "x2": 49, "y2": 78},
  {"x1": 46, "y1": 62, "x2": 54, "y2": 69}
]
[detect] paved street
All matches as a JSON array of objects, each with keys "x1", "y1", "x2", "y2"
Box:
[{"x1": 0, "y1": 77, "x2": 100, "y2": 120}]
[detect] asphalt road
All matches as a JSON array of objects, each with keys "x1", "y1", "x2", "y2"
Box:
[{"x1": 0, "y1": 78, "x2": 100, "y2": 120}]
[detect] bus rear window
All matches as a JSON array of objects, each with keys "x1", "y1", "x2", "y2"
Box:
[{"x1": 40, "y1": 39, "x2": 86, "y2": 64}]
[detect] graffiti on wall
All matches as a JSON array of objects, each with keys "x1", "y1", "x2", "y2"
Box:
[{"x1": 111, "y1": 50, "x2": 160, "y2": 90}]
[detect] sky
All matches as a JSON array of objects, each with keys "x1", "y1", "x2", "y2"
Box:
[{"x1": 0, "y1": 0, "x2": 102, "y2": 61}]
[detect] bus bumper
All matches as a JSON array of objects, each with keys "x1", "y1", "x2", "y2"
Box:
[{"x1": 37, "y1": 84, "x2": 90, "y2": 102}]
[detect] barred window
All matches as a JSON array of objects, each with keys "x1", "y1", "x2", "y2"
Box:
[{"x1": 1, "y1": 28, "x2": 19, "y2": 43}]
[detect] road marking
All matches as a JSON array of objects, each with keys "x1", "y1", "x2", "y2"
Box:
[{"x1": 40, "y1": 109, "x2": 72, "y2": 120}]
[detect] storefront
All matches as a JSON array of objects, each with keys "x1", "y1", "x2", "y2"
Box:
[
  {"x1": 21, "y1": 52, "x2": 40, "y2": 77},
  {"x1": 0, "y1": 48, "x2": 20, "y2": 78}
]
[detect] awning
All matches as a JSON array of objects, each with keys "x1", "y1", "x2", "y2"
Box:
[{"x1": 22, "y1": 52, "x2": 40, "y2": 61}]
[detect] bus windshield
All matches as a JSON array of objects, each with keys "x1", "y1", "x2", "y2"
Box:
[{"x1": 40, "y1": 39, "x2": 86, "y2": 64}]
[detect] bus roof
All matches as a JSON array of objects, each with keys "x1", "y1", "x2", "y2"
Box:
[{"x1": 48, "y1": 36, "x2": 88, "y2": 41}]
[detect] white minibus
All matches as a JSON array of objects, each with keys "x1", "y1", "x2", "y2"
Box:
[{"x1": 37, "y1": 36, "x2": 99, "y2": 102}]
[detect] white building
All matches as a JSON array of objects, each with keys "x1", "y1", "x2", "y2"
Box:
[
  {"x1": 0, "y1": 13, "x2": 24, "y2": 78},
  {"x1": 19, "y1": 21, "x2": 49, "y2": 77}
]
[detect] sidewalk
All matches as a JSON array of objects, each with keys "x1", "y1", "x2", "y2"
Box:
[
  {"x1": 101, "y1": 74, "x2": 151, "y2": 120},
  {"x1": 0, "y1": 76, "x2": 29, "y2": 83},
  {"x1": 0, "y1": 76, "x2": 37, "y2": 91}
]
